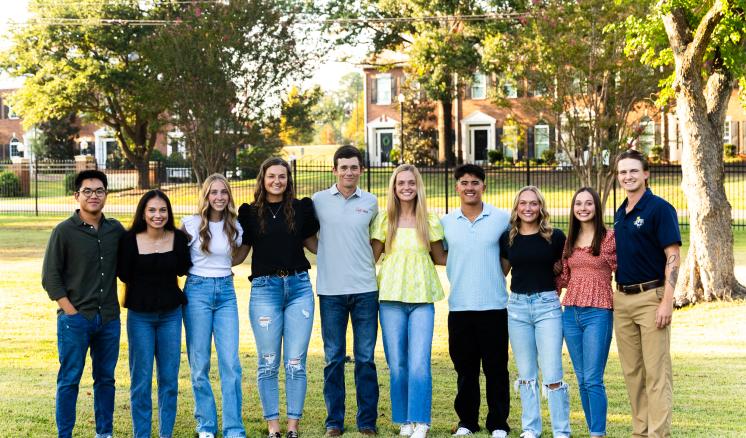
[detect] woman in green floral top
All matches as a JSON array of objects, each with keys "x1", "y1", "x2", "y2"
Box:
[{"x1": 371, "y1": 164, "x2": 446, "y2": 438}]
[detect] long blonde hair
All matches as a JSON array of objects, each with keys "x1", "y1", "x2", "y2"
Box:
[
  {"x1": 197, "y1": 173, "x2": 240, "y2": 255},
  {"x1": 385, "y1": 164, "x2": 430, "y2": 254},
  {"x1": 508, "y1": 185, "x2": 553, "y2": 246}
]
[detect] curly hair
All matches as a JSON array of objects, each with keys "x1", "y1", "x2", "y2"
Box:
[{"x1": 507, "y1": 185, "x2": 553, "y2": 246}]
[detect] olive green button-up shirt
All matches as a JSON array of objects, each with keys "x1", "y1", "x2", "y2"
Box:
[{"x1": 42, "y1": 210, "x2": 125, "y2": 323}]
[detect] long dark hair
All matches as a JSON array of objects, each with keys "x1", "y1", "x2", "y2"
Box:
[
  {"x1": 130, "y1": 190, "x2": 176, "y2": 233},
  {"x1": 253, "y1": 157, "x2": 296, "y2": 234},
  {"x1": 564, "y1": 187, "x2": 606, "y2": 257}
]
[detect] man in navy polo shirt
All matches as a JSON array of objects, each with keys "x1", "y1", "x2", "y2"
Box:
[
  {"x1": 440, "y1": 164, "x2": 511, "y2": 438},
  {"x1": 614, "y1": 149, "x2": 681, "y2": 438}
]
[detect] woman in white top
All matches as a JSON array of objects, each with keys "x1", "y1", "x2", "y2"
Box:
[{"x1": 181, "y1": 174, "x2": 246, "y2": 438}]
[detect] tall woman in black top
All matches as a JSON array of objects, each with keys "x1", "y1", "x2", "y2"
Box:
[
  {"x1": 117, "y1": 190, "x2": 192, "y2": 438},
  {"x1": 236, "y1": 157, "x2": 319, "y2": 438},
  {"x1": 499, "y1": 186, "x2": 570, "y2": 438}
]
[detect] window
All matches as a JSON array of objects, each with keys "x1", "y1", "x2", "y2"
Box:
[
  {"x1": 723, "y1": 118, "x2": 732, "y2": 144},
  {"x1": 532, "y1": 81, "x2": 547, "y2": 97},
  {"x1": 535, "y1": 124, "x2": 550, "y2": 158},
  {"x1": 6, "y1": 105, "x2": 19, "y2": 120},
  {"x1": 471, "y1": 72, "x2": 487, "y2": 100},
  {"x1": 9, "y1": 138, "x2": 21, "y2": 157},
  {"x1": 503, "y1": 79, "x2": 518, "y2": 99},
  {"x1": 167, "y1": 130, "x2": 186, "y2": 156},
  {"x1": 376, "y1": 74, "x2": 392, "y2": 105},
  {"x1": 638, "y1": 117, "x2": 655, "y2": 153}
]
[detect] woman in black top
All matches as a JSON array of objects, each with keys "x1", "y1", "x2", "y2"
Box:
[
  {"x1": 236, "y1": 157, "x2": 319, "y2": 438},
  {"x1": 499, "y1": 186, "x2": 570, "y2": 438},
  {"x1": 117, "y1": 190, "x2": 191, "y2": 438}
]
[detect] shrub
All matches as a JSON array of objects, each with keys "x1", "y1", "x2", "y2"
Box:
[
  {"x1": 0, "y1": 171, "x2": 22, "y2": 197},
  {"x1": 724, "y1": 143, "x2": 737, "y2": 158},
  {"x1": 64, "y1": 172, "x2": 76, "y2": 195},
  {"x1": 165, "y1": 151, "x2": 189, "y2": 167},
  {"x1": 541, "y1": 148, "x2": 556, "y2": 164},
  {"x1": 150, "y1": 149, "x2": 165, "y2": 162},
  {"x1": 488, "y1": 149, "x2": 503, "y2": 164},
  {"x1": 649, "y1": 145, "x2": 664, "y2": 163}
]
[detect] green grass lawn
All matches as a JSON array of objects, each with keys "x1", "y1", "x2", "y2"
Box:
[{"x1": 1, "y1": 216, "x2": 745, "y2": 437}]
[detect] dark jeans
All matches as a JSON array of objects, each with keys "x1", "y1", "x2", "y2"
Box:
[
  {"x1": 319, "y1": 291, "x2": 379, "y2": 431},
  {"x1": 448, "y1": 309, "x2": 510, "y2": 433},
  {"x1": 56, "y1": 313, "x2": 121, "y2": 438}
]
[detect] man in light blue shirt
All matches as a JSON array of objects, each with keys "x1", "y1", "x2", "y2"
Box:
[
  {"x1": 312, "y1": 145, "x2": 379, "y2": 436},
  {"x1": 440, "y1": 164, "x2": 511, "y2": 438}
]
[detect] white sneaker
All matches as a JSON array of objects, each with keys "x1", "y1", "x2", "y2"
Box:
[
  {"x1": 519, "y1": 432, "x2": 537, "y2": 438},
  {"x1": 491, "y1": 430, "x2": 508, "y2": 438},
  {"x1": 199, "y1": 433, "x2": 215, "y2": 438},
  {"x1": 410, "y1": 423, "x2": 429, "y2": 438},
  {"x1": 399, "y1": 424, "x2": 414, "y2": 436},
  {"x1": 452, "y1": 427, "x2": 473, "y2": 436}
]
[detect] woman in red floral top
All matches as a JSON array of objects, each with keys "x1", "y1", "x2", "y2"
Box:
[{"x1": 557, "y1": 187, "x2": 616, "y2": 438}]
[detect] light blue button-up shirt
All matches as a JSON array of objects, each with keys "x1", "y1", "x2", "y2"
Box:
[
  {"x1": 441, "y1": 203, "x2": 510, "y2": 311},
  {"x1": 312, "y1": 184, "x2": 379, "y2": 295}
]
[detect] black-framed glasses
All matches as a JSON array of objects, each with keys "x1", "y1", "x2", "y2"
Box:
[{"x1": 77, "y1": 188, "x2": 107, "y2": 198}]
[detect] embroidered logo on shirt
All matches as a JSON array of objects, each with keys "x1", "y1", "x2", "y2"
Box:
[
  {"x1": 355, "y1": 208, "x2": 370, "y2": 214},
  {"x1": 633, "y1": 216, "x2": 645, "y2": 228}
]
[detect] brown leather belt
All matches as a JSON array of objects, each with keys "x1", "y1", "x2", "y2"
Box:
[{"x1": 616, "y1": 279, "x2": 664, "y2": 294}]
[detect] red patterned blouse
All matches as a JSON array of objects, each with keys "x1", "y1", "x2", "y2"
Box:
[{"x1": 557, "y1": 230, "x2": 616, "y2": 309}]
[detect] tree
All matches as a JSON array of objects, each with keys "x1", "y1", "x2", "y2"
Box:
[
  {"x1": 321, "y1": 1, "x2": 485, "y2": 163},
  {"x1": 151, "y1": 0, "x2": 317, "y2": 183},
  {"x1": 625, "y1": 0, "x2": 746, "y2": 304},
  {"x1": 1, "y1": 1, "x2": 169, "y2": 188},
  {"x1": 482, "y1": 0, "x2": 663, "y2": 206},
  {"x1": 36, "y1": 113, "x2": 79, "y2": 160},
  {"x1": 342, "y1": 93, "x2": 365, "y2": 147},
  {"x1": 279, "y1": 86, "x2": 323, "y2": 146}
]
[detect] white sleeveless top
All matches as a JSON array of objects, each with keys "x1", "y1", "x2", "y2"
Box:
[{"x1": 182, "y1": 215, "x2": 243, "y2": 277}]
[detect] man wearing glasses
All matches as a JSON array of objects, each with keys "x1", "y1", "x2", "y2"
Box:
[{"x1": 42, "y1": 170, "x2": 125, "y2": 438}]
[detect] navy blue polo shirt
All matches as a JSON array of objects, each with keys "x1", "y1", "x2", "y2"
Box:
[{"x1": 614, "y1": 189, "x2": 681, "y2": 285}]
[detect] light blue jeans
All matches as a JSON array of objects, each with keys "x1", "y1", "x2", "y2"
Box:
[
  {"x1": 183, "y1": 275, "x2": 245, "y2": 438},
  {"x1": 249, "y1": 271, "x2": 315, "y2": 420},
  {"x1": 127, "y1": 307, "x2": 182, "y2": 438},
  {"x1": 508, "y1": 291, "x2": 570, "y2": 437},
  {"x1": 563, "y1": 306, "x2": 613, "y2": 436},
  {"x1": 379, "y1": 301, "x2": 434, "y2": 425}
]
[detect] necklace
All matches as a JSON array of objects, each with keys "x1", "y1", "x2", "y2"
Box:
[
  {"x1": 268, "y1": 204, "x2": 282, "y2": 219},
  {"x1": 153, "y1": 231, "x2": 167, "y2": 253}
]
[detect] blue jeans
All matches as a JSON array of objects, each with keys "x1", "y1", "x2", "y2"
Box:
[
  {"x1": 563, "y1": 306, "x2": 613, "y2": 436},
  {"x1": 56, "y1": 313, "x2": 120, "y2": 438},
  {"x1": 249, "y1": 271, "x2": 315, "y2": 420},
  {"x1": 183, "y1": 275, "x2": 245, "y2": 437},
  {"x1": 379, "y1": 301, "x2": 434, "y2": 425},
  {"x1": 319, "y1": 291, "x2": 379, "y2": 431},
  {"x1": 508, "y1": 292, "x2": 570, "y2": 437},
  {"x1": 127, "y1": 308, "x2": 182, "y2": 438}
]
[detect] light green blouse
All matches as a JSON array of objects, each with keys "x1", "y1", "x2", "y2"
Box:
[{"x1": 370, "y1": 211, "x2": 445, "y2": 303}]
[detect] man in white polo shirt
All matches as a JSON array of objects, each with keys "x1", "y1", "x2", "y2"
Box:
[
  {"x1": 440, "y1": 164, "x2": 511, "y2": 438},
  {"x1": 312, "y1": 145, "x2": 379, "y2": 436}
]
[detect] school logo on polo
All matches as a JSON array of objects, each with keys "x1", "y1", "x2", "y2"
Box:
[{"x1": 634, "y1": 216, "x2": 645, "y2": 228}]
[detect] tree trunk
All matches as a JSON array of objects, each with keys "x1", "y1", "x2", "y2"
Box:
[
  {"x1": 673, "y1": 92, "x2": 746, "y2": 304},
  {"x1": 135, "y1": 159, "x2": 150, "y2": 190}
]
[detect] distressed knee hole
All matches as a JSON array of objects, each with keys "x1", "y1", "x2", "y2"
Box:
[
  {"x1": 258, "y1": 353, "x2": 278, "y2": 377},
  {"x1": 301, "y1": 309, "x2": 310, "y2": 319},
  {"x1": 286, "y1": 357, "x2": 305, "y2": 377},
  {"x1": 257, "y1": 316, "x2": 272, "y2": 329},
  {"x1": 514, "y1": 378, "x2": 538, "y2": 393},
  {"x1": 542, "y1": 381, "x2": 569, "y2": 398}
]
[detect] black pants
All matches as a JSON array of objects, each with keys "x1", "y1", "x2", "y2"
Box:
[{"x1": 448, "y1": 309, "x2": 510, "y2": 433}]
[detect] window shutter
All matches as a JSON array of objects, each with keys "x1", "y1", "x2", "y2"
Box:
[
  {"x1": 371, "y1": 76, "x2": 377, "y2": 104},
  {"x1": 496, "y1": 126, "x2": 504, "y2": 150},
  {"x1": 549, "y1": 124, "x2": 556, "y2": 149},
  {"x1": 654, "y1": 119, "x2": 661, "y2": 146},
  {"x1": 391, "y1": 76, "x2": 397, "y2": 102},
  {"x1": 465, "y1": 80, "x2": 472, "y2": 100},
  {"x1": 527, "y1": 126, "x2": 535, "y2": 158}
]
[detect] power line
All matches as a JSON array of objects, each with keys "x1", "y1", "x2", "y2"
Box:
[{"x1": 11, "y1": 13, "x2": 530, "y2": 28}]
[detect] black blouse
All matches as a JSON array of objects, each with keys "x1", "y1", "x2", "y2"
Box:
[
  {"x1": 117, "y1": 230, "x2": 192, "y2": 312},
  {"x1": 238, "y1": 197, "x2": 319, "y2": 279},
  {"x1": 499, "y1": 228, "x2": 566, "y2": 294}
]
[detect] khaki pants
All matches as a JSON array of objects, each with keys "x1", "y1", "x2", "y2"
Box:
[{"x1": 613, "y1": 287, "x2": 672, "y2": 438}]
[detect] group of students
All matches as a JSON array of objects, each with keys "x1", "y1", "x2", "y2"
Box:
[{"x1": 42, "y1": 145, "x2": 679, "y2": 438}]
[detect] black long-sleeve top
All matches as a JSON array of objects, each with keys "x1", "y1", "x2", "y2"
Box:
[
  {"x1": 117, "y1": 230, "x2": 192, "y2": 312},
  {"x1": 238, "y1": 198, "x2": 319, "y2": 280}
]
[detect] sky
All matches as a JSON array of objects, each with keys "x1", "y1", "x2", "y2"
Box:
[{"x1": 0, "y1": 0, "x2": 363, "y2": 91}]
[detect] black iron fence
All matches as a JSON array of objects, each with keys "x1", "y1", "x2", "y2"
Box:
[{"x1": 2, "y1": 158, "x2": 746, "y2": 229}]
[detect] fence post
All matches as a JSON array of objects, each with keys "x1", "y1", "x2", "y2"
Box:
[
  {"x1": 366, "y1": 151, "x2": 371, "y2": 193},
  {"x1": 34, "y1": 157, "x2": 38, "y2": 216},
  {"x1": 292, "y1": 159, "x2": 298, "y2": 192},
  {"x1": 444, "y1": 162, "x2": 449, "y2": 213}
]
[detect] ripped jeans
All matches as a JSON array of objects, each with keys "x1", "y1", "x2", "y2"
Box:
[
  {"x1": 249, "y1": 271, "x2": 315, "y2": 420},
  {"x1": 508, "y1": 291, "x2": 570, "y2": 437}
]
